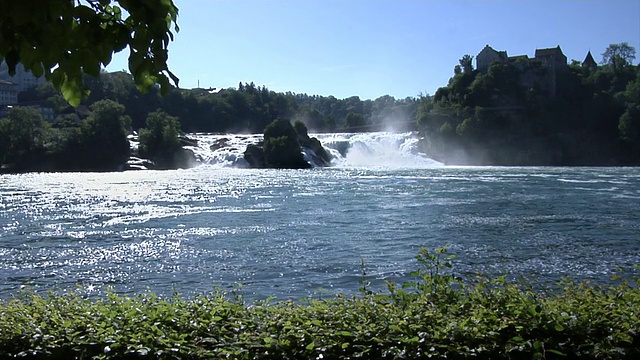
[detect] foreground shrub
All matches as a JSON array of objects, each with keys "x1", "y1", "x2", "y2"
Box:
[{"x1": 0, "y1": 248, "x2": 638, "y2": 359}]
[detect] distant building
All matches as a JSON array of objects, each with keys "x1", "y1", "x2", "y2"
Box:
[
  {"x1": 535, "y1": 46, "x2": 568, "y2": 71},
  {"x1": 0, "y1": 80, "x2": 19, "y2": 105},
  {"x1": 0, "y1": 62, "x2": 54, "y2": 120},
  {"x1": 534, "y1": 46, "x2": 568, "y2": 97},
  {"x1": 509, "y1": 55, "x2": 531, "y2": 72},
  {"x1": 476, "y1": 44, "x2": 568, "y2": 72},
  {"x1": 0, "y1": 61, "x2": 45, "y2": 93},
  {"x1": 191, "y1": 87, "x2": 222, "y2": 95},
  {"x1": 476, "y1": 45, "x2": 509, "y2": 72}
]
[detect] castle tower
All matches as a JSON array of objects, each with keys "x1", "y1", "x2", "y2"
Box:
[{"x1": 582, "y1": 50, "x2": 597, "y2": 70}]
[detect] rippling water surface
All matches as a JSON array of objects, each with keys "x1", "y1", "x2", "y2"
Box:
[{"x1": 1, "y1": 166, "x2": 639, "y2": 300}]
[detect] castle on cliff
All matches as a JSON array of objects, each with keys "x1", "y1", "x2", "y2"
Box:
[{"x1": 475, "y1": 45, "x2": 597, "y2": 97}]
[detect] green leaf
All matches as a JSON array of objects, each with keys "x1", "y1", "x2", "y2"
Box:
[
  {"x1": 547, "y1": 349, "x2": 566, "y2": 356},
  {"x1": 60, "y1": 75, "x2": 83, "y2": 107},
  {"x1": 30, "y1": 63, "x2": 44, "y2": 78},
  {"x1": 510, "y1": 336, "x2": 524, "y2": 343},
  {"x1": 306, "y1": 341, "x2": 315, "y2": 351},
  {"x1": 336, "y1": 331, "x2": 354, "y2": 337},
  {"x1": 158, "y1": 75, "x2": 170, "y2": 95},
  {"x1": 73, "y1": 5, "x2": 97, "y2": 22}
]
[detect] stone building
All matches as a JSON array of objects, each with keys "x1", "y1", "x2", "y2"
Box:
[
  {"x1": 475, "y1": 44, "x2": 570, "y2": 96},
  {"x1": 534, "y1": 46, "x2": 568, "y2": 97},
  {"x1": 476, "y1": 45, "x2": 509, "y2": 72},
  {"x1": 0, "y1": 80, "x2": 19, "y2": 105},
  {"x1": 534, "y1": 46, "x2": 568, "y2": 71}
]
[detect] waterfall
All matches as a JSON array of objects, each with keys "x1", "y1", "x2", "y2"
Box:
[
  {"x1": 184, "y1": 133, "x2": 260, "y2": 168},
  {"x1": 317, "y1": 132, "x2": 443, "y2": 168},
  {"x1": 183, "y1": 131, "x2": 442, "y2": 169}
]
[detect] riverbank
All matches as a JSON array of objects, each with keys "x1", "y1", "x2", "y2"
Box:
[{"x1": 1, "y1": 248, "x2": 638, "y2": 359}]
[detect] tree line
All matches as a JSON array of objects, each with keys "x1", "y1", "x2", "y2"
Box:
[
  {"x1": 19, "y1": 74, "x2": 420, "y2": 134},
  {"x1": 0, "y1": 99, "x2": 189, "y2": 172},
  {"x1": 1, "y1": 42, "x2": 638, "y2": 170},
  {"x1": 1, "y1": 73, "x2": 419, "y2": 171}
]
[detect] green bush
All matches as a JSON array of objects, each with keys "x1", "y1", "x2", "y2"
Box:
[{"x1": 0, "y1": 248, "x2": 638, "y2": 359}]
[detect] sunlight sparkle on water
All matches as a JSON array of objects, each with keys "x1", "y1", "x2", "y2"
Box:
[{"x1": 1, "y1": 138, "x2": 639, "y2": 299}]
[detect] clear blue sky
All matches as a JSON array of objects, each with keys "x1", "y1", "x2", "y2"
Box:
[{"x1": 107, "y1": 0, "x2": 640, "y2": 100}]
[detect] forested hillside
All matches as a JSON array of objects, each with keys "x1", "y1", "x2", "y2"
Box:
[
  {"x1": 1, "y1": 73, "x2": 418, "y2": 171},
  {"x1": 415, "y1": 49, "x2": 640, "y2": 165},
  {"x1": 2, "y1": 42, "x2": 639, "y2": 170},
  {"x1": 19, "y1": 74, "x2": 419, "y2": 134}
]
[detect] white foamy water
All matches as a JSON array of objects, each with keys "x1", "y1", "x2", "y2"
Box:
[
  {"x1": 316, "y1": 132, "x2": 442, "y2": 168},
  {"x1": 183, "y1": 131, "x2": 443, "y2": 169}
]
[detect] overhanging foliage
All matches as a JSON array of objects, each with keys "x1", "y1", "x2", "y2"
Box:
[{"x1": 0, "y1": 0, "x2": 179, "y2": 106}]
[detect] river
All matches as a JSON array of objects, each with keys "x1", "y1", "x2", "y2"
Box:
[{"x1": 1, "y1": 132, "x2": 639, "y2": 300}]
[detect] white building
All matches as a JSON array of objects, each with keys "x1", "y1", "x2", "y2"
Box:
[
  {"x1": 0, "y1": 61, "x2": 45, "y2": 93},
  {"x1": 0, "y1": 80, "x2": 19, "y2": 105}
]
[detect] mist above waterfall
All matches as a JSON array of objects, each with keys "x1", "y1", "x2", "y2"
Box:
[{"x1": 184, "y1": 132, "x2": 442, "y2": 169}]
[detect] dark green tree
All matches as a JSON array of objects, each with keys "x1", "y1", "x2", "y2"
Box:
[
  {"x1": 601, "y1": 42, "x2": 636, "y2": 70},
  {"x1": 80, "y1": 99, "x2": 131, "y2": 170},
  {"x1": 459, "y1": 54, "x2": 474, "y2": 74},
  {"x1": 618, "y1": 73, "x2": 640, "y2": 154},
  {"x1": 293, "y1": 120, "x2": 309, "y2": 138},
  {"x1": 138, "y1": 109, "x2": 183, "y2": 167},
  {"x1": 345, "y1": 112, "x2": 366, "y2": 129},
  {"x1": 0, "y1": 107, "x2": 43, "y2": 166},
  {"x1": 0, "y1": 119, "x2": 9, "y2": 165}
]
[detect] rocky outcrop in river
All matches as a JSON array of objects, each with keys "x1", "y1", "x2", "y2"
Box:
[{"x1": 243, "y1": 120, "x2": 332, "y2": 169}]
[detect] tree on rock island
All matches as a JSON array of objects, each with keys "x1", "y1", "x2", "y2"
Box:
[
  {"x1": 0, "y1": 0, "x2": 179, "y2": 106},
  {"x1": 244, "y1": 120, "x2": 311, "y2": 169},
  {"x1": 263, "y1": 120, "x2": 311, "y2": 169},
  {"x1": 139, "y1": 110, "x2": 193, "y2": 169}
]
